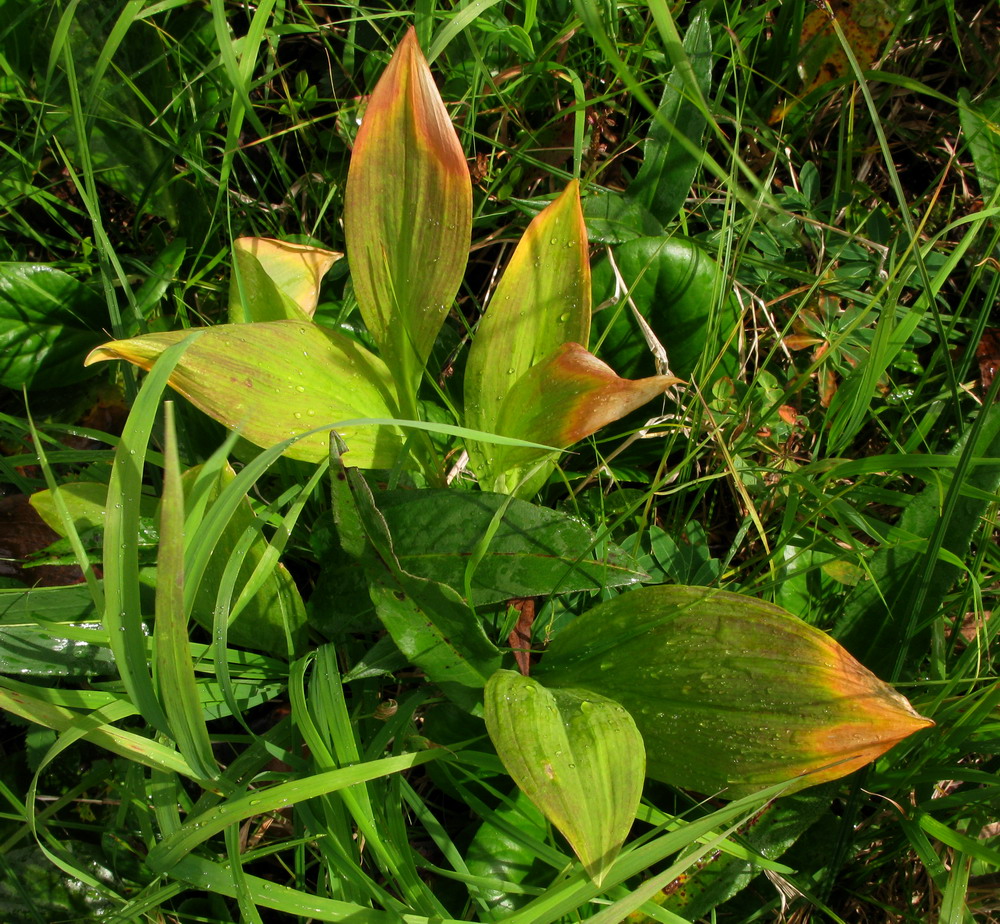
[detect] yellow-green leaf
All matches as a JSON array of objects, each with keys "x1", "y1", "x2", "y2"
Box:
[
  {"x1": 538, "y1": 585, "x2": 933, "y2": 798},
  {"x1": 344, "y1": 27, "x2": 471, "y2": 390},
  {"x1": 84, "y1": 321, "x2": 403, "y2": 468},
  {"x1": 486, "y1": 343, "x2": 679, "y2": 495},
  {"x1": 485, "y1": 670, "x2": 644, "y2": 885},
  {"x1": 229, "y1": 237, "x2": 341, "y2": 323}
]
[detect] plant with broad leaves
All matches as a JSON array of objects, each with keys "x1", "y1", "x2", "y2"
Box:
[
  {"x1": 86, "y1": 29, "x2": 678, "y2": 496},
  {"x1": 84, "y1": 28, "x2": 934, "y2": 892}
]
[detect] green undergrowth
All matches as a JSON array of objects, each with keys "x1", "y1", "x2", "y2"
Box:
[{"x1": 1, "y1": 0, "x2": 998, "y2": 921}]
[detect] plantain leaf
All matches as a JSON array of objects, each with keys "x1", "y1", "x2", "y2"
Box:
[
  {"x1": 484, "y1": 670, "x2": 644, "y2": 885},
  {"x1": 344, "y1": 27, "x2": 471, "y2": 393},
  {"x1": 487, "y1": 343, "x2": 679, "y2": 494},
  {"x1": 85, "y1": 320, "x2": 403, "y2": 468},
  {"x1": 592, "y1": 236, "x2": 741, "y2": 382},
  {"x1": 537, "y1": 585, "x2": 932, "y2": 797},
  {"x1": 229, "y1": 237, "x2": 341, "y2": 323},
  {"x1": 465, "y1": 182, "x2": 592, "y2": 491}
]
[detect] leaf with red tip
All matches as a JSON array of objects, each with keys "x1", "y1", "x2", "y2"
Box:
[
  {"x1": 85, "y1": 321, "x2": 402, "y2": 467},
  {"x1": 485, "y1": 670, "x2": 644, "y2": 886},
  {"x1": 483, "y1": 343, "x2": 679, "y2": 494},
  {"x1": 229, "y1": 237, "x2": 341, "y2": 323},
  {"x1": 344, "y1": 28, "x2": 471, "y2": 389},
  {"x1": 538, "y1": 585, "x2": 933, "y2": 798}
]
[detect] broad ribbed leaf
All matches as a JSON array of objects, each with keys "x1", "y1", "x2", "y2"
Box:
[
  {"x1": 85, "y1": 321, "x2": 403, "y2": 467},
  {"x1": 344, "y1": 28, "x2": 471, "y2": 390},
  {"x1": 592, "y1": 237, "x2": 740, "y2": 382},
  {"x1": 485, "y1": 670, "x2": 644, "y2": 885},
  {"x1": 486, "y1": 343, "x2": 679, "y2": 493},
  {"x1": 465, "y1": 182, "x2": 591, "y2": 491},
  {"x1": 229, "y1": 237, "x2": 341, "y2": 323},
  {"x1": 538, "y1": 585, "x2": 933, "y2": 797},
  {"x1": 373, "y1": 487, "x2": 645, "y2": 604}
]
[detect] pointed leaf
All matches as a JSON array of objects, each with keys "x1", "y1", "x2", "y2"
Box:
[
  {"x1": 538, "y1": 585, "x2": 933, "y2": 797},
  {"x1": 85, "y1": 321, "x2": 403, "y2": 467},
  {"x1": 344, "y1": 28, "x2": 472, "y2": 385},
  {"x1": 465, "y1": 182, "x2": 591, "y2": 456},
  {"x1": 485, "y1": 670, "x2": 644, "y2": 885},
  {"x1": 229, "y1": 237, "x2": 341, "y2": 323},
  {"x1": 485, "y1": 343, "x2": 679, "y2": 494},
  {"x1": 155, "y1": 403, "x2": 217, "y2": 781}
]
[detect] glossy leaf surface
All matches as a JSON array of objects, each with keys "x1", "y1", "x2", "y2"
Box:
[
  {"x1": 344, "y1": 28, "x2": 471, "y2": 386},
  {"x1": 592, "y1": 236, "x2": 740, "y2": 382},
  {"x1": 485, "y1": 670, "x2": 644, "y2": 885},
  {"x1": 0, "y1": 264, "x2": 105, "y2": 389},
  {"x1": 465, "y1": 182, "x2": 591, "y2": 486},
  {"x1": 229, "y1": 237, "x2": 341, "y2": 323},
  {"x1": 85, "y1": 321, "x2": 403, "y2": 467},
  {"x1": 538, "y1": 585, "x2": 932, "y2": 797},
  {"x1": 373, "y1": 488, "x2": 646, "y2": 604}
]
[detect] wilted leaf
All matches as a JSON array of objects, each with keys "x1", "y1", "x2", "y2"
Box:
[
  {"x1": 485, "y1": 670, "x2": 644, "y2": 885},
  {"x1": 771, "y1": 0, "x2": 895, "y2": 122},
  {"x1": 538, "y1": 585, "x2": 932, "y2": 797},
  {"x1": 344, "y1": 28, "x2": 471, "y2": 389},
  {"x1": 0, "y1": 264, "x2": 106, "y2": 389},
  {"x1": 229, "y1": 237, "x2": 341, "y2": 323},
  {"x1": 84, "y1": 321, "x2": 403, "y2": 467},
  {"x1": 485, "y1": 343, "x2": 678, "y2": 494}
]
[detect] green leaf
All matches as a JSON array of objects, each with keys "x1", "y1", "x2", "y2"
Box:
[
  {"x1": 85, "y1": 320, "x2": 404, "y2": 468},
  {"x1": 372, "y1": 488, "x2": 646, "y2": 604},
  {"x1": 229, "y1": 237, "x2": 342, "y2": 323},
  {"x1": 0, "y1": 264, "x2": 105, "y2": 389},
  {"x1": 344, "y1": 27, "x2": 472, "y2": 394},
  {"x1": 29, "y1": 481, "x2": 157, "y2": 536},
  {"x1": 484, "y1": 670, "x2": 644, "y2": 885},
  {"x1": 154, "y1": 402, "x2": 217, "y2": 781},
  {"x1": 582, "y1": 192, "x2": 663, "y2": 243},
  {"x1": 538, "y1": 585, "x2": 932, "y2": 797},
  {"x1": 465, "y1": 181, "x2": 591, "y2": 490},
  {"x1": 182, "y1": 462, "x2": 307, "y2": 657},
  {"x1": 629, "y1": 10, "x2": 712, "y2": 225},
  {"x1": 591, "y1": 236, "x2": 740, "y2": 382},
  {"x1": 0, "y1": 624, "x2": 115, "y2": 677},
  {"x1": 959, "y1": 87, "x2": 1000, "y2": 201},
  {"x1": 329, "y1": 444, "x2": 502, "y2": 704},
  {"x1": 832, "y1": 402, "x2": 1000, "y2": 677}
]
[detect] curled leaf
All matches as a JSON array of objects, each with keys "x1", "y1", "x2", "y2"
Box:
[
  {"x1": 230, "y1": 237, "x2": 341, "y2": 322},
  {"x1": 85, "y1": 321, "x2": 402, "y2": 467},
  {"x1": 538, "y1": 585, "x2": 933, "y2": 797},
  {"x1": 344, "y1": 27, "x2": 471, "y2": 386},
  {"x1": 486, "y1": 343, "x2": 679, "y2": 494}
]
